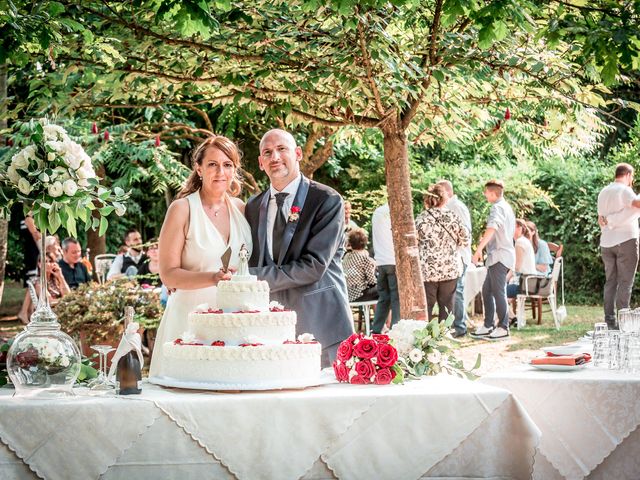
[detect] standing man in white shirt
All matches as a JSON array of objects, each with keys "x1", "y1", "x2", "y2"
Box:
[
  {"x1": 597, "y1": 163, "x2": 640, "y2": 329},
  {"x1": 437, "y1": 180, "x2": 472, "y2": 338},
  {"x1": 371, "y1": 203, "x2": 401, "y2": 333},
  {"x1": 471, "y1": 180, "x2": 516, "y2": 340}
]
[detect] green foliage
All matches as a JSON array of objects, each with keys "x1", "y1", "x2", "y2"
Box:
[
  {"x1": 389, "y1": 317, "x2": 479, "y2": 380},
  {"x1": 55, "y1": 279, "x2": 164, "y2": 347},
  {"x1": 0, "y1": 119, "x2": 129, "y2": 238}
]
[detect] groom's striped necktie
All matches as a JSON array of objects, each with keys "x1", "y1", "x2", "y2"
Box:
[{"x1": 272, "y1": 192, "x2": 289, "y2": 261}]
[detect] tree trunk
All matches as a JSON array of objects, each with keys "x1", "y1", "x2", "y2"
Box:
[
  {"x1": 381, "y1": 119, "x2": 427, "y2": 319},
  {"x1": 0, "y1": 62, "x2": 8, "y2": 305},
  {"x1": 87, "y1": 163, "x2": 107, "y2": 270}
]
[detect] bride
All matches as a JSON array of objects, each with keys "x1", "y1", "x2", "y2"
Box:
[{"x1": 149, "y1": 135, "x2": 252, "y2": 378}]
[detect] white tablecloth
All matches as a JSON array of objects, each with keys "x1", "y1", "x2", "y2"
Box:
[
  {"x1": 464, "y1": 265, "x2": 487, "y2": 312},
  {"x1": 0, "y1": 375, "x2": 539, "y2": 480},
  {"x1": 480, "y1": 364, "x2": 640, "y2": 480}
]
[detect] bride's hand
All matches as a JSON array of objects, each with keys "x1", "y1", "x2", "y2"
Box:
[{"x1": 212, "y1": 269, "x2": 233, "y2": 285}]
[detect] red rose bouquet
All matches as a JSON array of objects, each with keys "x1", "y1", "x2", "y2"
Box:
[{"x1": 333, "y1": 333, "x2": 403, "y2": 385}]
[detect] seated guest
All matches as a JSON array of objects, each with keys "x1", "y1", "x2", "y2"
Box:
[
  {"x1": 415, "y1": 184, "x2": 469, "y2": 321},
  {"x1": 22, "y1": 252, "x2": 71, "y2": 322},
  {"x1": 526, "y1": 220, "x2": 553, "y2": 276},
  {"x1": 58, "y1": 237, "x2": 91, "y2": 289},
  {"x1": 507, "y1": 219, "x2": 537, "y2": 300},
  {"x1": 45, "y1": 235, "x2": 63, "y2": 261},
  {"x1": 343, "y1": 228, "x2": 378, "y2": 302},
  {"x1": 136, "y1": 238, "x2": 161, "y2": 287},
  {"x1": 107, "y1": 229, "x2": 148, "y2": 280}
]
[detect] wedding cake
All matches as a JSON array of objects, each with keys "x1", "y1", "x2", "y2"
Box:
[{"x1": 159, "y1": 249, "x2": 322, "y2": 387}]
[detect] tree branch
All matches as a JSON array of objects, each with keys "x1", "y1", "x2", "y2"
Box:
[{"x1": 357, "y1": 15, "x2": 385, "y2": 117}]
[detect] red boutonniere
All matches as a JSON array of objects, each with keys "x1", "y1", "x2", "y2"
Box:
[{"x1": 288, "y1": 206, "x2": 301, "y2": 223}]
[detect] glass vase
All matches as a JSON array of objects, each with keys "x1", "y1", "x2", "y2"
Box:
[{"x1": 6, "y1": 229, "x2": 82, "y2": 397}]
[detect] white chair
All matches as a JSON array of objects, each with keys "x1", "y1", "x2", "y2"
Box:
[
  {"x1": 349, "y1": 300, "x2": 377, "y2": 336},
  {"x1": 516, "y1": 257, "x2": 563, "y2": 330},
  {"x1": 94, "y1": 254, "x2": 117, "y2": 284},
  {"x1": 26, "y1": 279, "x2": 39, "y2": 305}
]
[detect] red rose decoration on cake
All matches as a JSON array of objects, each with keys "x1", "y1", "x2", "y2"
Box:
[
  {"x1": 332, "y1": 332, "x2": 400, "y2": 385},
  {"x1": 211, "y1": 341, "x2": 225, "y2": 346}
]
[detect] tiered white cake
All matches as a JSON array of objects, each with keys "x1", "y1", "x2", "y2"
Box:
[{"x1": 160, "y1": 275, "x2": 322, "y2": 387}]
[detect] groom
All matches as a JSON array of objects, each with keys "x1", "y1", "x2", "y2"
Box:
[{"x1": 246, "y1": 129, "x2": 354, "y2": 367}]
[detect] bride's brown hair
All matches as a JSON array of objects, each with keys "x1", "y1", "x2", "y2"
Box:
[{"x1": 176, "y1": 135, "x2": 243, "y2": 199}]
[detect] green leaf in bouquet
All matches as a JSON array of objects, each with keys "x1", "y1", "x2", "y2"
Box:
[
  {"x1": 77, "y1": 363, "x2": 98, "y2": 382},
  {"x1": 98, "y1": 216, "x2": 108, "y2": 236},
  {"x1": 392, "y1": 364, "x2": 404, "y2": 384},
  {"x1": 99, "y1": 205, "x2": 115, "y2": 216},
  {"x1": 48, "y1": 207, "x2": 62, "y2": 233},
  {"x1": 76, "y1": 205, "x2": 87, "y2": 222},
  {"x1": 472, "y1": 353, "x2": 482, "y2": 370},
  {"x1": 444, "y1": 315, "x2": 454, "y2": 329},
  {"x1": 66, "y1": 213, "x2": 77, "y2": 237},
  {"x1": 114, "y1": 186, "x2": 124, "y2": 197}
]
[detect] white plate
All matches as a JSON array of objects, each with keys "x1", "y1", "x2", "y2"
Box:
[
  {"x1": 529, "y1": 362, "x2": 588, "y2": 372},
  {"x1": 541, "y1": 345, "x2": 586, "y2": 356},
  {"x1": 148, "y1": 369, "x2": 337, "y2": 391}
]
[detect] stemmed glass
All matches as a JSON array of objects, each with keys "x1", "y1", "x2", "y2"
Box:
[{"x1": 88, "y1": 344, "x2": 116, "y2": 391}]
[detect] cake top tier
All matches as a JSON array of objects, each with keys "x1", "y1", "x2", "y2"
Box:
[{"x1": 217, "y1": 279, "x2": 269, "y2": 293}]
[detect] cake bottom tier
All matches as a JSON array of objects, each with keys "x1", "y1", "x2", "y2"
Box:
[{"x1": 160, "y1": 342, "x2": 322, "y2": 385}]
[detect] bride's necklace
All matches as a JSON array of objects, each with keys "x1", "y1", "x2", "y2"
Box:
[{"x1": 203, "y1": 201, "x2": 225, "y2": 217}]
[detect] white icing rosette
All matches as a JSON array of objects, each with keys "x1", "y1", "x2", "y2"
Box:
[
  {"x1": 194, "y1": 303, "x2": 209, "y2": 313},
  {"x1": 180, "y1": 331, "x2": 198, "y2": 344},
  {"x1": 297, "y1": 333, "x2": 316, "y2": 344}
]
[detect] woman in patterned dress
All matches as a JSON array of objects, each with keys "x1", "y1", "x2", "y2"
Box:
[
  {"x1": 342, "y1": 228, "x2": 378, "y2": 302},
  {"x1": 415, "y1": 184, "x2": 470, "y2": 321}
]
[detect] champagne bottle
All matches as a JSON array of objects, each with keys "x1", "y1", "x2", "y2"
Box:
[{"x1": 116, "y1": 306, "x2": 142, "y2": 395}]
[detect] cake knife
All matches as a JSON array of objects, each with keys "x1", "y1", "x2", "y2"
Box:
[{"x1": 220, "y1": 246, "x2": 232, "y2": 273}]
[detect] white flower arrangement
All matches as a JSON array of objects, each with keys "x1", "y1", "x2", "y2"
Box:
[
  {"x1": 0, "y1": 119, "x2": 128, "y2": 237},
  {"x1": 388, "y1": 317, "x2": 479, "y2": 379}
]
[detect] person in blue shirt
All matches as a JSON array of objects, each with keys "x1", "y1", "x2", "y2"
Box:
[{"x1": 526, "y1": 221, "x2": 553, "y2": 276}]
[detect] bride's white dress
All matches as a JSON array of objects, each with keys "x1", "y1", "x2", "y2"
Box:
[{"x1": 149, "y1": 191, "x2": 252, "y2": 378}]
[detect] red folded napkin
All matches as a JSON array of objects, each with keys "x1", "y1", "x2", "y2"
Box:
[{"x1": 531, "y1": 353, "x2": 591, "y2": 366}]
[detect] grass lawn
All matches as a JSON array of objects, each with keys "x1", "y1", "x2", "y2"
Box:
[
  {"x1": 455, "y1": 304, "x2": 601, "y2": 353},
  {"x1": 0, "y1": 281, "x2": 25, "y2": 319}
]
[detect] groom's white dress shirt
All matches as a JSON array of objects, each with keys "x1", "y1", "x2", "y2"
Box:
[{"x1": 267, "y1": 174, "x2": 302, "y2": 259}]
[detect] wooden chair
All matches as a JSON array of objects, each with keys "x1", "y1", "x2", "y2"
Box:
[
  {"x1": 530, "y1": 242, "x2": 563, "y2": 323},
  {"x1": 94, "y1": 254, "x2": 117, "y2": 284},
  {"x1": 516, "y1": 257, "x2": 563, "y2": 329}
]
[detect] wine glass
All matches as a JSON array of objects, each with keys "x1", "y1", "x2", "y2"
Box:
[{"x1": 88, "y1": 344, "x2": 116, "y2": 390}]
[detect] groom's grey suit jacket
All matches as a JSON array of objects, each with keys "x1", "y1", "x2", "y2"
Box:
[{"x1": 246, "y1": 176, "x2": 354, "y2": 351}]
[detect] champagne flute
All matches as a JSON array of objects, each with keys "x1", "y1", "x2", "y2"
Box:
[{"x1": 88, "y1": 344, "x2": 116, "y2": 390}]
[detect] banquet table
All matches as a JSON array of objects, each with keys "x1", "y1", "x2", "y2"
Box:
[
  {"x1": 0, "y1": 375, "x2": 540, "y2": 480},
  {"x1": 463, "y1": 265, "x2": 487, "y2": 314},
  {"x1": 480, "y1": 364, "x2": 640, "y2": 480}
]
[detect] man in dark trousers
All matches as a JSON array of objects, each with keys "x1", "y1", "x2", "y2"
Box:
[{"x1": 246, "y1": 129, "x2": 354, "y2": 367}]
